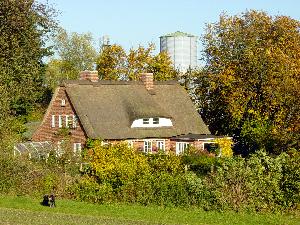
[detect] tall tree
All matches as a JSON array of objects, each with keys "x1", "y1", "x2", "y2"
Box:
[
  {"x1": 97, "y1": 44, "x2": 127, "y2": 80},
  {"x1": 47, "y1": 29, "x2": 97, "y2": 84},
  {"x1": 197, "y1": 10, "x2": 300, "y2": 154},
  {"x1": 96, "y1": 43, "x2": 179, "y2": 81},
  {"x1": 0, "y1": 0, "x2": 56, "y2": 121}
]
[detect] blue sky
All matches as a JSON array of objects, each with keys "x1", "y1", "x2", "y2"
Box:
[{"x1": 45, "y1": 0, "x2": 300, "y2": 53}]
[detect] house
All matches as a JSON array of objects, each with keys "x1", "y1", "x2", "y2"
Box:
[{"x1": 32, "y1": 71, "x2": 221, "y2": 155}]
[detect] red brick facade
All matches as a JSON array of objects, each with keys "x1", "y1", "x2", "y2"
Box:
[
  {"x1": 112, "y1": 139, "x2": 208, "y2": 155},
  {"x1": 32, "y1": 87, "x2": 87, "y2": 148}
]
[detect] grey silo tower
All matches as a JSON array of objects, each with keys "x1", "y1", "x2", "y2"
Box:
[{"x1": 160, "y1": 31, "x2": 198, "y2": 72}]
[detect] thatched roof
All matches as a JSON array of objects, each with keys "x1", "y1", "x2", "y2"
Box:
[{"x1": 64, "y1": 80, "x2": 210, "y2": 140}]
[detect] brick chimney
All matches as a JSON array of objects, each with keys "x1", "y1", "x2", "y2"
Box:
[
  {"x1": 79, "y1": 70, "x2": 99, "y2": 82},
  {"x1": 140, "y1": 73, "x2": 154, "y2": 91}
]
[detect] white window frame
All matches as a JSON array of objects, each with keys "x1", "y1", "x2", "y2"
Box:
[
  {"x1": 175, "y1": 142, "x2": 189, "y2": 155},
  {"x1": 203, "y1": 141, "x2": 221, "y2": 157},
  {"x1": 65, "y1": 115, "x2": 69, "y2": 128},
  {"x1": 144, "y1": 140, "x2": 152, "y2": 153},
  {"x1": 61, "y1": 99, "x2": 66, "y2": 106},
  {"x1": 51, "y1": 115, "x2": 55, "y2": 128},
  {"x1": 73, "y1": 115, "x2": 78, "y2": 128},
  {"x1": 73, "y1": 143, "x2": 82, "y2": 153},
  {"x1": 58, "y1": 115, "x2": 62, "y2": 128},
  {"x1": 157, "y1": 140, "x2": 165, "y2": 151}
]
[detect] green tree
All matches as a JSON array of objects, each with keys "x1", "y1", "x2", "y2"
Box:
[
  {"x1": 44, "y1": 59, "x2": 65, "y2": 90},
  {"x1": 0, "y1": 0, "x2": 56, "y2": 135},
  {"x1": 47, "y1": 29, "x2": 97, "y2": 84},
  {"x1": 197, "y1": 10, "x2": 300, "y2": 154},
  {"x1": 96, "y1": 43, "x2": 179, "y2": 81}
]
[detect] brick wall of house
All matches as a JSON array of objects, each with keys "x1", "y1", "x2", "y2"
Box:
[
  {"x1": 193, "y1": 140, "x2": 205, "y2": 150},
  {"x1": 103, "y1": 139, "x2": 211, "y2": 155},
  {"x1": 32, "y1": 87, "x2": 87, "y2": 148}
]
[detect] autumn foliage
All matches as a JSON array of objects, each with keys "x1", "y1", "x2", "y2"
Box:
[
  {"x1": 96, "y1": 44, "x2": 179, "y2": 81},
  {"x1": 197, "y1": 10, "x2": 300, "y2": 154}
]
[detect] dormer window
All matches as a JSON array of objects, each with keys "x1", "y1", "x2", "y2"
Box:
[
  {"x1": 131, "y1": 117, "x2": 173, "y2": 128},
  {"x1": 143, "y1": 118, "x2": 149, "y2": 124},
  {"x1": 61, "y1": 99, "x2": 66, "y2": 107}
]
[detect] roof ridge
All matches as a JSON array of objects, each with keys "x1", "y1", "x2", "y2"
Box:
[{"x1": 63, "y1": 80, "x2": 179, "y2": 86}]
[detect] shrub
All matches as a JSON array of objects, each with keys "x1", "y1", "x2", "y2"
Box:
[
  {"x1": 184, "y1": 172, "x2": 211, "y2": 207},
  {"x1": 214, "y1": 138, "x2": 233, "y2": 157},
  {"x1": 183, "y1": 153, "x2": 219, "y2": 176},
  {"x1": 147, "y1": 153, "x2": 184, "y2": 174},
  {"x1": 84, "y1": 141, "x2": 151, "y2": 189},
  {"x1": 204, "y1": 150, "x2": 300, "y2": 212},
  {"x1": 69, "y1": 175, "x2": 114, "y2": 203}
]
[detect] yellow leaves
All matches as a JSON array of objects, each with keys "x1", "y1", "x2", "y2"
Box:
[
  {"x1": 214, "y1": 138, "x2": 234, "y2": 157},
  {"x1": 87, "y1": 141, "x2": 151, "y2": 184},
  {"x1": 248, "y1": 109, "x2": 255, "y2": 114},
  {"x1": 96, "y1": 44, "x2": 126, "y2": 80}
]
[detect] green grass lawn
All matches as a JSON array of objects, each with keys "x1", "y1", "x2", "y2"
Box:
[{"x1": 0, "y1": 195, "x2": 298, "y2": 225}]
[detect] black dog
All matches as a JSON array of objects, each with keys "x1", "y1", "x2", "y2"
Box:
[
  {"x1": 49, "y1": 194, "x2": 56, "y2": 207},
  {"x1": 41, "y1": 194, "x2": 49, "y2": 206}
]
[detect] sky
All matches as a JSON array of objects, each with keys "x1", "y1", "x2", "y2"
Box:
[{"x1": 45, "y1": 0, "x2": 300, "y2": 53}]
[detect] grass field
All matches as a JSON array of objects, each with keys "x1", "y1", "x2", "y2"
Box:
[{"x1": 0, "y1": 195, "x2": 299, "y2": 225}]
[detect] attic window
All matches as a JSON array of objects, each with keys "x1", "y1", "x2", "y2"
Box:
[
  {"x1": 153, "y1": 118, "x2": 159, "y2": 124},
  {"x1": 143, "y1": 118, "x2": 149, "y2": 124},
  {"x1": 131, "y1": 117, "x2": 173, "y2": 128},
  {"x1": 61, "y1": 99, "x2": 66, "y2": 106}
]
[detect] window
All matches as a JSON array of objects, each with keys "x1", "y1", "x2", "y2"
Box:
[
  {"x1": 144, "y1": 140, "x2": 152, "y2": 153},
  {"x1": 175, "y1": 142, "x2": 189, "y2": 155},
  {"x1": 143, "y1": 118, "x2": 149, "y2": 124},
  {"x1": 58, "y1": 115, "x2": 62, "y2": 128},
  {"x1": 153, "y1": 118, "x2": 159, "y2": 124},
  {"x1": 157, "y1": 140, "x2": 165, "y2": 151},
  {"x1": 51, "y1": 115, "x2": 55, "y2": 128},
  {"x1": 61, "y1": 99, "x2": 66, "y2": 106},
  {"x1": 72, "y1": 115, "x2": 78, "y2": 128},
  {"x1": 65, "y1": 115, "x2": 69, "y2": 127},
  {"x1": 73, "y1": 143, "x2": 82, "y2": 154},
  {"x1": 203, "y1": 142, "x2": 220, "y2": 156}
]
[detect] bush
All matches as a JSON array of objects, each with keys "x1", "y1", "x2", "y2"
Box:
[
  {"x1": 204, "y1": 150, "x2": 300, "y2": 212},
  {"x1": 279, "y1": 150, "x2": 300, "y2": 209},
  {"x1": 84, "y1": 141, "x2": 151, "y2": 189},
  {"x1": 183, "y1": 154, "x2": 219, "y2": 176},
  {"x1": 69, "y1": 176, "x2": 114, "y2": 203},
  {"x1": 0, "y1": 146, "x2": 79, "y2": 198}
]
